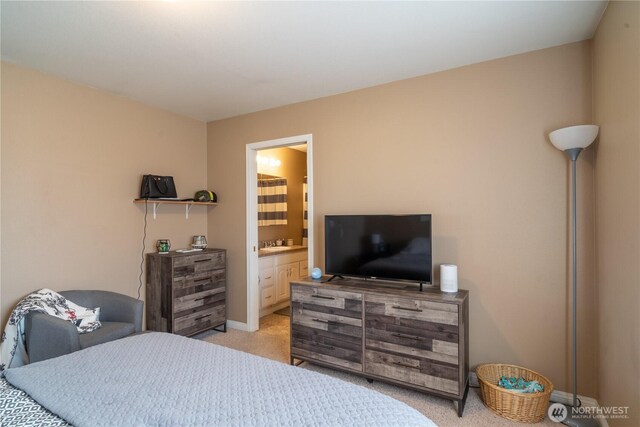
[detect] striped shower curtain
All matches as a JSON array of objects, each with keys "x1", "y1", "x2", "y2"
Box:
[
  {"x1": 258, "y1": 178, "x2": 288, "y2": 226},
  {"x1": 302, "y1": 177, "x2": 308, "y2": 246}
]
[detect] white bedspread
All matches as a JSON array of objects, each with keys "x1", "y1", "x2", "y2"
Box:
[{"x1": 5, "y1": 332, "x2": 436, "y2": 427}]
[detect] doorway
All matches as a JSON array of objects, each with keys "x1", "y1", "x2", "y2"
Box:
[{"x1": 245, "y1": 134, "x2": 313, "y2": 332}]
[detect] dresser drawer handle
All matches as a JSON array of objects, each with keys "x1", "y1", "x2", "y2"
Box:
[
  {"x1": 194, "y1": 259, "x2": 212, "y2": 263},
  {"x1": 195, "y1": 314, "x2": 211, "y2": 321},
  {"x1": 393, "y1": 361, "x2": 419, "y2": 370},
  {"x1": 194, "y1": 297, "x2": 206, "y2": 302},
  {"x1": 266, "y1": 295, "x2": 272, "y2": 299},
  {"x1": 312, "y1": 318, "x2": 329, "y2": 324},
  {"x1": 317, "y1": 343, "x2": 335, "y2": 350},
  {"x1": 391, "y1": 305, "x2": 423, "y2": 312},
  {"x1": 311, "y1": 294, "x2": 335, "y2": 300},
  {"x1": 392, "y1": 333, "x2": 421, "y2": 340},
  {"x1": 194, "y1": 278, "x2": 210, "y2": 283},
  {"x1": 265, "y1": 276, "x2": 272, "y2": 280}
]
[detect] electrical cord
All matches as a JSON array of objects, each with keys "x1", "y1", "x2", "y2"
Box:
[{"x1": 137, "y1": 200, "x2": 148, "y2": 300}]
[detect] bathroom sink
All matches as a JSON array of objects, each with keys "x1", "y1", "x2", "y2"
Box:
[{"x1": 261, "y1": 247, "x2": 285, "y2": 252}]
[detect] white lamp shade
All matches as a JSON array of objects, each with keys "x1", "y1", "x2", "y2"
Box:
[{"x1": 549, "y1": 125, "x2": 599, "y2": 151}]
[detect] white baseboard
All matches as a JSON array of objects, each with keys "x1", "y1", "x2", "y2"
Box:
[
  {"x1": 469, "y1": 372, "x2": 608, "y2": 427},
  {"x1": 226, "y1": 320, "x2": 249, "y2": 331}
]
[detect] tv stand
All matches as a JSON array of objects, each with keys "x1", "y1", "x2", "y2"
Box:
[
  {"x1": 290, "y1": 277, "x2": 469, "y2": 417},
  {"x1": 326, "y1": 274, "x2": 344, "y2": 282}
]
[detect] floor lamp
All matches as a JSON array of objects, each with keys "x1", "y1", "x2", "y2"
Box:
[{"x1": 548, "y1": 124, "x2": 599, "y2": 427}]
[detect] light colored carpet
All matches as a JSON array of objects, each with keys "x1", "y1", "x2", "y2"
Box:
[{"x1": 202, "y1": 314, "x2": 556, "y2": 427}]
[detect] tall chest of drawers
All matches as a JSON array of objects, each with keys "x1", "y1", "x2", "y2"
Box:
[
  {"x1": 146, "y1": 249, "x2": 226, "y2": 336},
  {"x1": 290, "y1": 278, "x2": 469, "y2": 416}
]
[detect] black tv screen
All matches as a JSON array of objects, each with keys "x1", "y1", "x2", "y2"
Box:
[{"x1": 325, "y1": 214, "x2": 432, "y2": 284}]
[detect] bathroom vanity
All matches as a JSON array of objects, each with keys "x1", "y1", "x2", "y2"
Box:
[{"x1": 258, "y1": 246, "x2": 308, "y2": 316}]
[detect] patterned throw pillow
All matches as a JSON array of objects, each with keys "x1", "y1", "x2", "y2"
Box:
[
  {"x1": 68, "y1": 307, "x2": 101, "y2": 334},
  {"x1": 63, "y1": 302, "x2": 101, "y2": 334}
]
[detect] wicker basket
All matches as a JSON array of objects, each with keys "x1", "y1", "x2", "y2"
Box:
[{"x1": 476, "y1": 364, "x2": 554, "y2": 423}]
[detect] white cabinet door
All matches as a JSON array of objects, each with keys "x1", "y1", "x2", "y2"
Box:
[
  {"x1": 276, "y1": 262, "x2": 299, "y2": 302},
  {"x1": 275, "y1": 264, "x2": 290, "y2": 303}
]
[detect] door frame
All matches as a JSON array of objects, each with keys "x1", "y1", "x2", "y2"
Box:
[{"x1": 245, "y1": 134, "x2": 313, "y2": 332}]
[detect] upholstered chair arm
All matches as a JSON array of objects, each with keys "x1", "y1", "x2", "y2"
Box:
[
  {"x1": 92, "y1": 292, "x2": 143, "y2": 332},
  {"x1": 26, "y1": 313, "x2": 80, "y2": 363}
]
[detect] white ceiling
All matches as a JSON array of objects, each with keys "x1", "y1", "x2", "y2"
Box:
[{"x1": 1, "y1": 1, "x2": 607, "y2": 122}]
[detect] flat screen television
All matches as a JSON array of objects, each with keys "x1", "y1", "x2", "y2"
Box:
[{"x1": 325, "y1": 214, "x2": 432, "y2": 284}]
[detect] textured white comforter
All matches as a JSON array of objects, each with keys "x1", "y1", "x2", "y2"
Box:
[{"x1": 5, "y1": 332, "x2": 436, "y2": 426}]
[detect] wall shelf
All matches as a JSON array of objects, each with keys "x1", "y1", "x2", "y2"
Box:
[{"x1": 134, "y1": 199, "x2": 217, "y2": 219}]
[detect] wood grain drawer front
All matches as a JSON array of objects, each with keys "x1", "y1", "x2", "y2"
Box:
[
  {"x1": 173, "y1": 269, "x2": 225, "y2": 292},
  {"x1": 173, "y1": 251, "x2": 226, "y2": 276},
  {"x1": 365, "y1": 349, "x2": 459, "y2": 395},
  {"x1": 173, "y1": 284, "x2": 225, "y2": 315},
  {"x1": 292, "y1": 303, "x2": 362, "y2": 330},
  {"x1": 291, "y1": 286, "x2": 362, "y2": 309},
  {"x1": 291, "y1": 284, "x2": 363, "y2": 371},
  {"x1": 292, "y1": 325, "x2": 362, "y2": 372},
  {"x1": 174, "y1": 305, "x2": 225, "y2": 336},
  {"x1": 365, "y1": 294, "x2": 458, "y2": 326},
  {"x1": 365, "y1": 298, "x2": 459, "y2": 365}
]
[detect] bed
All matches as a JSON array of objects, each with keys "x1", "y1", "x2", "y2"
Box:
[
  {"x1": 2, "y1": 332, "x2": 435, "y2": 426},
  {"x1": 0, "y1": 377, "x2": 70, "y2": 426}
]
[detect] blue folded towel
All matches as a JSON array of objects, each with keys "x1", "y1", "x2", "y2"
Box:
[{"x1": 498, "y1": 376, "x2": 544, "y2": 393}]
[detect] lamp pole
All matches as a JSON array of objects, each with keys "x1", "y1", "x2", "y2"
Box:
[
  {"x1": 548, "y1": 124, "x2": 599, "y2": 427},
  {"x1": 565, "y1": 147, "x2": 582, "y2": 410}
]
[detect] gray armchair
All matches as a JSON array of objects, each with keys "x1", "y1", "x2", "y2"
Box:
[{"x1": 25, "y1": 290, "x2": 143, "y2": 363}]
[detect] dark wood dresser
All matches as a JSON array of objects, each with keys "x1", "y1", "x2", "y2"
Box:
[
  {"x1": 146, "y1": 248, "x2": 226, "y2": 336},
  {"x1": 290, "y1": 277, "x2": 469, "y2": 416}
]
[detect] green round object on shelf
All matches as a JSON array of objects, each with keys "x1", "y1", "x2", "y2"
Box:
[{"x1": 195, "y1": 190, "x2": 217, "y2": 202}]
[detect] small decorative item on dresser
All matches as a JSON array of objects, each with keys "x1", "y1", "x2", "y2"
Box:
[
  {"x1": 311, "y1": 267, "x2": 322, "y2": 279},
  {"x1": 192, "y1": 235, "x2": 208, "y2": 249},
  {"x1": 440, "y1": 264, "x2": 458, "y2": 293},
  {"x1": 156, "y1": 239, "x2": 171, "y2": 254}
]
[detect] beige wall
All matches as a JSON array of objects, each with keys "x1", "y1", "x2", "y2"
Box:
[
  {"x1": 257, "y1": 147, "x2": 307, "y2": 245},
  {"x1": 0, "y1": 62, "x2": 208, "y2": 326},
  {"x1": 1, "y1": 34, "x2": 611, "y2": 402},
  {"x1": 593, "y1": 1, "x2": 640, "y2": 424},
  {"x1": 207, "y1": 41, "x2": 596, "y2": 394}
]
